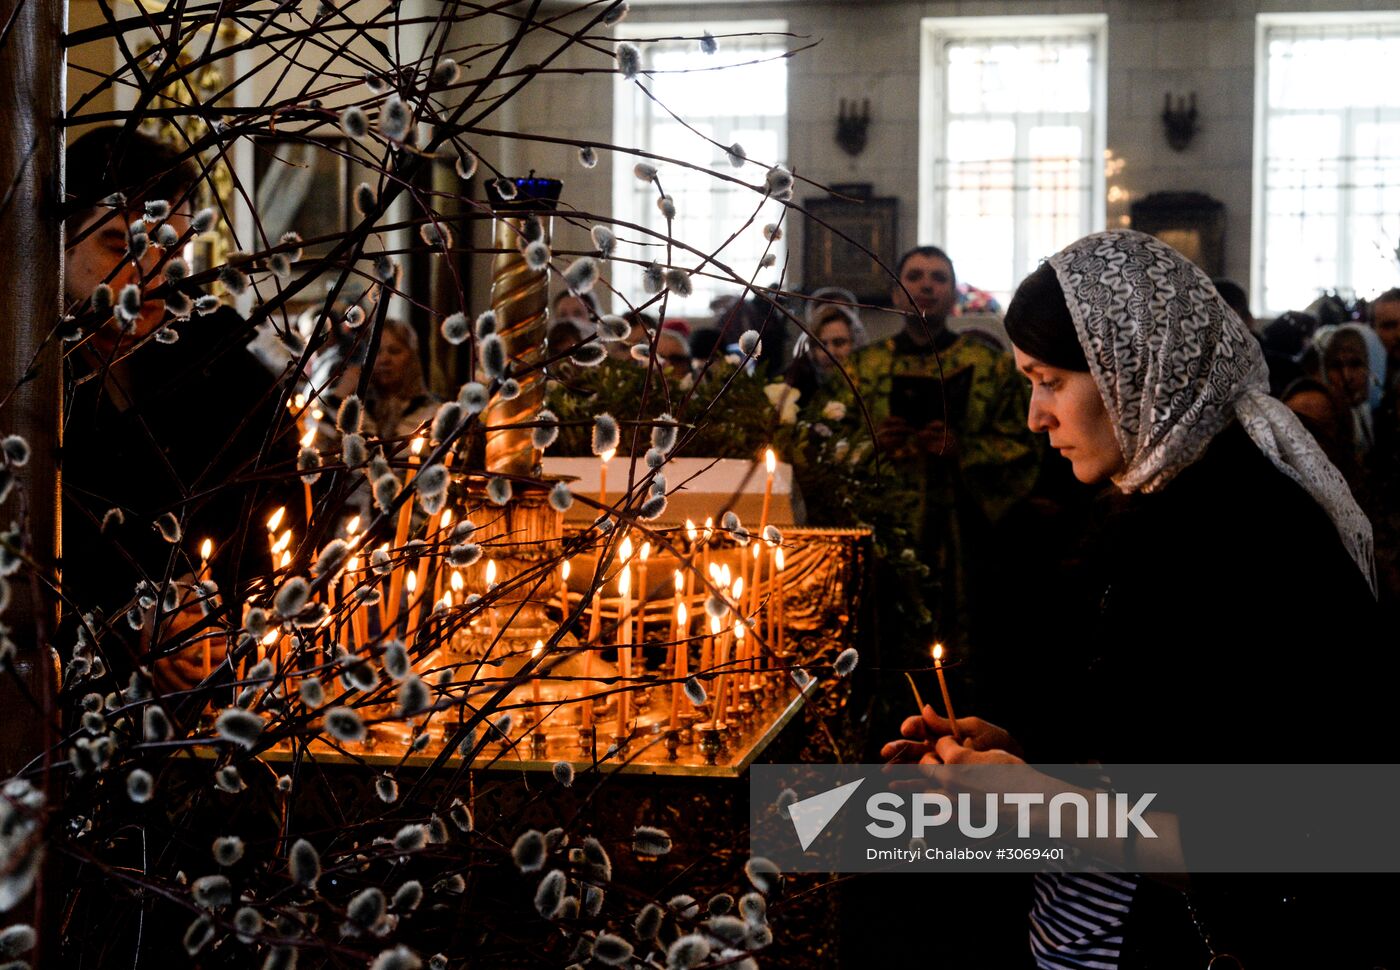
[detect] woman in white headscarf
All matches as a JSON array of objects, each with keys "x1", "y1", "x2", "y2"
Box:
[{"x1": 883, "y1": 231, "x2": 1387, "y2": 969}]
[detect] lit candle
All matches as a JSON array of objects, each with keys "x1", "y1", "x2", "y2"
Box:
[
  {"x1": 531, "y1": 639, "x2": 544, "y2": 705},
  {"x1": 759, "y1": 446, "x2": 776, "y2": 532},
  {"x1": 598, "y1": 447, "x2": 616, "y2": 507},
  {"x1": 433, "y1": 508, "x2": 453, "y2": 603},
  {"x1": 703, "y1": 612, "x2": 720, "y2": 682},
  {"x1": 635, "y1": 541, "x2": 651, "y2": 647},
  {"x1": 734, "y1": 619, "x2": 747, "y2": 681},
  {"x1": 346, "y1": 554, "x2": 368, "y2": 649},
  {"x1": 774, "y1": 547, "x2": 786, "y2": 657},
  {"x1": 405, "y1": 569, "x2": 420, "y2": 636},
  {"x1": 670, "y1": 600, "x2": 688, "y2": 731},
  {"x1": 668, "y1": 569, "x2": 684, "y2": 667},
  {"x1": 730, "y1": 573, "x2": 745, "y2": 681},
  {"x1": 300, "y1": 426, "x2": 317, "y2": 525},
  {"x1": 449, "y1": 569, "x2": 464, "y2": 652},
  {"x1": 748, "y1": 540, "x2": 763, "y2": 624},
  {"x1": 932, "y1": 643, "x2": 962, "y2": 740},
  {"x1": 199, "y1": 534, "x2": 215, "y2": 677},
  {"x1": 485, "y1": 558, "x2": 499, "y2": 642},
  {"x1": 700, "y1": 516, "x2": 713, "y2": 589},
  {"x1": 266, "y1": 507, "x2": 286, "y2": 571},
  {"x1": 615, "y1": 563, "x2": 632, "y2": 737},
  {"x1": 387, "y1": 436, "x2": 426, "y2": 621}
]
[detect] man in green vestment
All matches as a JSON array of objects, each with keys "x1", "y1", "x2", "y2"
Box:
[{"x1": 850, "y1": 246, "x2": 1041, "y2": 666}]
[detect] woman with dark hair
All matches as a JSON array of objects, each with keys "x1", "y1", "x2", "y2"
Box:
[{"x1": 884, "y1": 231, "x2": 1387, "y2": 968}]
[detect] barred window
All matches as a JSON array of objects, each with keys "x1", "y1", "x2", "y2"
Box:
[
  {"x1": 1255, "y1": 15, "x2": 1400, "y2": 315},
  {"x1": 612, "y1": 22, "x2": 788, "y2": 317},
  {"x1": 920, "y1": 17, "x2": 1106, "y2": 307}
]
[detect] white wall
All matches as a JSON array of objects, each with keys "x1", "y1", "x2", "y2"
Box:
[{"x1": 498, "y1": 0, "x2": 1393, "y2": 316}]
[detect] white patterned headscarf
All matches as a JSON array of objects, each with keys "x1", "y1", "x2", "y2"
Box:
[{"x1": 1047, "y1": 230, "x2": 1375, "y2": 594}]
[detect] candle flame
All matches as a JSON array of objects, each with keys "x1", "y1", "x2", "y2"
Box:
[
  {"x1": 410, "y1": 436, "x2": 425, "y2": 456},
  {"x1": 600, "y1": 448, "x2": 616, "y2": 463},
  {"x1": 292, "y1": 392, "x2": 306, "y2": 410},
  {"x1": 619, "y1": 566, "x2": 631, "y2": 596},
  {"x1": 710, "y1": 614, "x2": 722, "y2": 635},
  {"x1": 620, "y1": 536, "x2": 633, "y2": 562},
  {"x1": 311, "y1": 408, "x2": 323, "y2": 421},
  {"x1": 261, "y1": 628, "x2": 280, "y2": 645},
  {"x1": 561, "y1": 560, "x2": 571, "y2": 581},
  {"x1": 347, "y1": 556, "x2": 360, "y2": 571},
  {"x1": 267, "y1": 506, "x2": 285, "y2": 532},
  {"x1": 708, "y1": 562, "x2": 721, "y2": 583},
  {"x1": 485, "y1": 559, "x2": 497, "y2": 585},
  {"x1": 346, "y1": 514, "x2": 361, "y2": 535},
  {"x1": 775, "y1": 548, "x2": 786, "y2": 571},
  {"x1": 677, "y1": 602, "x2": 688, "y2": 626},
  {"x1": 272, "y1": 529, "x2": 293, "y2": 553},
  {"x1": 278, "y1": 550, "x2": 291, "y2": 568},
  {"x1": 720, "y1": 564, "x2": 731, "y2": 587},
  {"x1": 532, "y1": 639, "x2": 543, "y2": 658},
  {"x1": 300, "y1": 427, "x2": 316, "y2": 448},
  {"x1": 640, "y1": 541, "x2": 651, "y2": 562},
  {"x1": 752, "y1": 542, "x2": 760, "y2": 560},
  {"x1": 199, "y1": 538, "x2": 212, "y2": 560},
  {"x1": 451, "y1": 570, "x2": 463, "y2": 591},
  {"x1": 406, "y1": 571, "x2": 417, "y2": 593},
  {"x1": 685, "y1": 518, "x2": 697, "y2": 542},
  {"x1": 734, "y1": 621, "x2": 745, "y2": 641},
  {"x1": 673, "y1": 569, "x2": 683, "y2": 592},
  {"x1": 732, "y1": 576, "x2": 744, "y2": 599},
  {"x1": 765, "y1": 447, "x2": 776, "y2": 473},
  {"x1": 439, "y1": 593, "x2": 452, "y2": 611},
  {"x1": 932, "y1": 642, "x2": 944, "y2": 662},
  {"x1": 440, "y1": 508, "x2": 453, "y2": 528}
]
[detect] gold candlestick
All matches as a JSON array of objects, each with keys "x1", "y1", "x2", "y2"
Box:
[{"x1": 484, "y1": 194, "x2": 554, "y2": 477}]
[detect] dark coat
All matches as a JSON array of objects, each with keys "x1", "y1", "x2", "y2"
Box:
[
  {"x1": 63, "y1": 309, "x2": 296, "y2": 631},
  {"x1": 1051, "y1": 422, "x2": 1393, "y2": 969}
]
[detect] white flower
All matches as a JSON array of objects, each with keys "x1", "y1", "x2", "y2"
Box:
[
  {"x1": 763, "y1": 383, "x2": 799, "y2": 425},
  {"x1": 821, "y1": 400, "x2": 847, "y2": 421}
]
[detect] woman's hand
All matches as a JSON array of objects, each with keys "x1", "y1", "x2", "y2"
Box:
[{"x1": 880, "y1": 705, "x2": 1025, "y2": 764}]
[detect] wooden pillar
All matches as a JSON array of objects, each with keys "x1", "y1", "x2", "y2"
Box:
[{"x1": 0, "y1": 0, "x2": 65, "y2": 780}]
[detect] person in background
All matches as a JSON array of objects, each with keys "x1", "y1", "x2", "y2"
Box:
[
  {"x1": 851, "y1": 245, "x2": 1040, "y2": 667},
  {"x1": 655, "y1": 319, "x2": 694, "y2": 380},
  {"x1": 1280, "y1": 375, "x2": 1358, "y2": 485},
  {"x1": 547, "y1": 317, "x2": 588, "y2": 359},
  {"x1": 785, "y1": 286, "x2": 862, "y2": 406},
  {"x1": 62, "y1": 127, "x2": 297, "y2": 695},
  {"x1": 364, "y1": 318, "x2": 442, "y2": 441},
  {"x1": 1258, "y1": 310, "x2": 1319, "y2": 397},
  {"x1": 1371, "y1": 287, "x2": 1400, "y2": 393},
  {"x1": 1318, "y1": 324, "x2": 1378, "y2": 458}
]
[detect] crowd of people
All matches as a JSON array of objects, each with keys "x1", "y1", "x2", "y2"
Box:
[{"x1": 58, "y1": 123, "x2": 1400, "y2": 968}]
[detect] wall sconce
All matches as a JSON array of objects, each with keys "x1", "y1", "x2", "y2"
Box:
[
  {"x1": 836, "y1": 98, "x2": 871, "y2": 158},
  {"x1": 1162, "y1": 92, "x2": 1198, "y2": 152}
]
